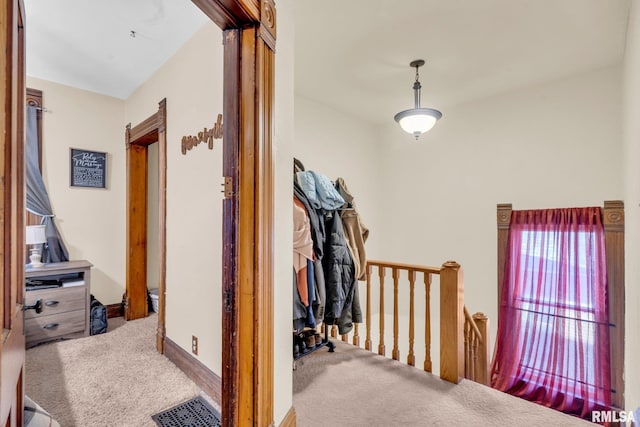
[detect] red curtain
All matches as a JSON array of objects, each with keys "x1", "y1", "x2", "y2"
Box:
[{"x1": 491, "y1": 207, "x2": 611, "y2": 420}]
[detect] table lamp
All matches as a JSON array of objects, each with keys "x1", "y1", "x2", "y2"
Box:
[{"x1": 26, "y1": 225, "x2": 47, "y2": 267}]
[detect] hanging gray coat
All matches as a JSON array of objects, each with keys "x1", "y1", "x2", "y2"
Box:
[{"x1": 322, "y1": 211, "x2": 362, "y2": 335}]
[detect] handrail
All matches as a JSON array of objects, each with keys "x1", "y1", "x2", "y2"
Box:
[
  {"x1": 464, "y1": 306, "x2": 483, "y2": 344},
  {"x1": 463, "y1": 308, "x2": 490, "y2": 386},
  {"x1": 336, "y1": 259, "x2": 490, "y2": 387},
  {"x1": 357, "y1": 260, "x2": 464, "y2": 384},
  {"x1": 367, "y1": 260, "x2": 442, "y2": 275}
]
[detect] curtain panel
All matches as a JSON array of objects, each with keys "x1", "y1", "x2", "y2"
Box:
[
  {"x1": 26, "y1": 105, "x2": 69, "y2": 263},
  {"x1": 491, "y1": 207, "x2": 611, "y2": 420}
]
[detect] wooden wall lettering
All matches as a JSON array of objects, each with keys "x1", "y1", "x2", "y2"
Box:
[{"x1": 181, "y1": 113, "x2": 223, "y2": 154}]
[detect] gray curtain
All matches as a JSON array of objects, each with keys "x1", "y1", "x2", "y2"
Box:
[{"x1": 26, "y1": 106, "x2": 69, "y2": 262}]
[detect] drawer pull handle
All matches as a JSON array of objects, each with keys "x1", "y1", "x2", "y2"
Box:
[
  {"x1": 43, "y1": 323, "x2": 59, "y2": 330},
  {"x1": 45, "y1": 300, "x2": 60, "y2": 307},
  {"x1": 23, "y1": 299, "x2": 43, "y2": 314}
]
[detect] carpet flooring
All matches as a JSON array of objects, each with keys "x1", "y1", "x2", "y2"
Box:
[
  {"x1": 25, "y1": 315, "x2": 598, "y2": 426},
  {"x1": 293, "y1": 341, "x2": 595, "y2": 427},
  {"x1": 26, "y1": 315, "x2": 202, "y2": 427}
]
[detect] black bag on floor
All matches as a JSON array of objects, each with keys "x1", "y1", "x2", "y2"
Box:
[{"x1": 90, "y1": 295, "x2": 108, "y2": 335}]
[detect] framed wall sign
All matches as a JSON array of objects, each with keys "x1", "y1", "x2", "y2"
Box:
[{"x1": 70, "y1": 148, "x2": 107, "y2": 188}]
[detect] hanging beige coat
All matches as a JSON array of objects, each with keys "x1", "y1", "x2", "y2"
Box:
[{"x1": 335, "y1": 178, "x2": 369, "y2": 281}]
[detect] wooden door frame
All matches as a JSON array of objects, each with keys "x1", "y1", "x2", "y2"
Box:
[
  {"x1": 0, "y1": 0, "x2": 26, "y2": 425},
  {"x1": 125, "y1": 99, "x2": 168, "y2": 353},
  {"x1": 191, "y1": 1, "x2": 277, "y2": 426}
]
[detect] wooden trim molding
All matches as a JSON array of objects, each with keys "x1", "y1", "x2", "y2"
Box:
[
  {"x1": 191, "y1": 0, "x2": 259, "y2": 30},
  {"x1": 164, "y1": 337, "x2": 222, "y2": 405},
  {"x1": 125, "y1": 99, "x2": 167, "y2": 356},
  {"x1": 106, "y1": 303, "x2": 124, "y2": 319},
  {"x1": 496, "y1": 204, "x2": 512, "y2": 308},
  {"x1": 220, "y1": 27, "x2": 242, "y2": 427},
  {"x1": 278, "y1": 407, "x2": 296, "y2": 427},
  {"x1": 603, "y1": 200, "x2": 625, "y2": 410},
  {"x1": 156, "y1": 98, "x2": 167, "y2": 354},
  {"x1": 254, "y1": 31, "x2": 275, "y2": 426},
  {"x1": 1, "y1": 1, "x2": 27, "y2": 424},
  {"x1": 192, "y1": 1, "x2": 277, "y2": 425},
  {"x1": 258, "y1": 0, "x2": 276, "y2": 51},
  {"x1": 127, "y1": 115, "x2": 159, "y2": 146}
]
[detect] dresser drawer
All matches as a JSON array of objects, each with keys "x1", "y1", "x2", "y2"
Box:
[
  {"x1": 25, "y1": 310, "x2": 86, "y2": 342},
  {"x1": 25, "y1": 286, "x2": 86, "y2": 319}
]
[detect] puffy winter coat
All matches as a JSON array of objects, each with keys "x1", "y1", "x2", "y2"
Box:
[{"x1": 322, "y1": 212, "x2": 361, "y2": 334}]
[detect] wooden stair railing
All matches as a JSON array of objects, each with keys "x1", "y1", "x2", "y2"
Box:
[
  {"x1": 463, "y1": 307, "x2": 490, "y2": 386},
  {"x1": 333, "y1": 259, "x2": 490, "y2": 386},
  {"x1": 356, "y1": 260, "x2": 464, "y2": 384}
]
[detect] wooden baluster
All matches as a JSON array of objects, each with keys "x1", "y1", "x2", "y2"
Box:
[
  {"x1": 392, "y1": 268, "x2": 400, "y2": 361},
  {"x1": 378, "y1": 266, "x2": 386, "y2": 356},
  {"x1": 407, "y1": 270, "x2": 416, "y2": 366},
  {"x1": 472, "y1": 333, "x2": 479, "y2": 381},
  {"x1": 464, "y1": 318, "x2": 471, "y2": 380},
  {"x1": 331, "y1": 325, "x2": 337, "y2": 338},
  {"x1": 321, "y1": 323, "x2": 325, "y2": 334},
  {"x1": 365, "y1": 263, "x2": 372, "y2": 351},
  {"x1": 424, "y1": 273, "x2": 432, "y2": 372},
  {"x1": 471, "y1": 326, "x2": 476, "y2": 381},
  {"x1": 473, "y1": 312, "x2": 490, "y2": 386},
  {"x1": 341, "y1": 334, "x2": 347, "y2": 342},
  {"x1": 439, "y1": 261, "x2": 464, "y2": 384},
  {"x1": 353, "y1": 323, "x2": 360, "y2": 347}
]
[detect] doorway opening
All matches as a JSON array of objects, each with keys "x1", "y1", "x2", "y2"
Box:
[{"x1": 125, "y1": 99, "x2": 168, "y2": 352}]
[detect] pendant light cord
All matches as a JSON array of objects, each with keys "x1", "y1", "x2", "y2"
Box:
[{"x1": 413, "y1": 64, "x2": 422, "y2": 109}]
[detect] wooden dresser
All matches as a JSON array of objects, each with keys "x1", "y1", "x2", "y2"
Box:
[{"x1": 25, "y1": 260, "x2": 92, "y2": 347}]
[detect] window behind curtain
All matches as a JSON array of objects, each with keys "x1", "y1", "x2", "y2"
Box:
[{"x1": 491, "y1": 207, "x2": 611, "y2": 420}]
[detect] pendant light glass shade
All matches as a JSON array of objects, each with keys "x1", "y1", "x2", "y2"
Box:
[
  {"x1": 394, "y1": 59, "x2": 442, "y2": 140},
  {"x1": 394, "y1": 108, "x2": 442, "y2": 137}
]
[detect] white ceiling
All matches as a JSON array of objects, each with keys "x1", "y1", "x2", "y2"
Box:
[
  {"x1": 25, "y1": 0, "x2": 209, "y2": 99},
  {"x1": 295, "y1": 0, "x2": 631, "y2": 125},
  {"x1": 25, "y1": 0, "x2": 630, "y2": 124}
]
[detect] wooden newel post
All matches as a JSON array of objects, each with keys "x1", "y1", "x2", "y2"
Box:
[
  {"x1": 472, "y1": 312, "x2": 490, "y2": 386},
  {"x1": 439, "y1": 261, "x2": 464, "y2": 384}
]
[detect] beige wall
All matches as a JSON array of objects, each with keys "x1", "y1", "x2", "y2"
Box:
[
  {"x1": 294, "y1": 95, "x2": 383, "y2": 259},
  {"x1": 623, "y1": 0, "x2": 640, "y2": 415},
  {"x1": 274, "y1": 0, "x2": 295, "y2": 422},
  {"x1": 25, "y1": 76, "x2": 126, "y2": 305},
  {"x1": 124, "y1": 21, "x2": 224, "y2": 374},
  {"x1": 29, "y1": 19, "x2": 225, "y2": 375},
  {"x1": 378, "y1": 66, "x2": 623, "y2": 374},
  {"x1": 378, "y1": 66, "x2": 622, "y2": 356}
]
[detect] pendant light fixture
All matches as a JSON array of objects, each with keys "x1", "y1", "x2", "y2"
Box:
[{"x1": 394, "y1": 59, "x2": 442, "y2": 140}]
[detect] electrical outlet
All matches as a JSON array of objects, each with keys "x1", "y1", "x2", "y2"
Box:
[{"x1": 192, "y1": 335, "x2": 198, "y2": 355}]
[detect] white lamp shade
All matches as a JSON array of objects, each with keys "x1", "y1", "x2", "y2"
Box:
[
  {"x1": 394, "y1": 108, "x2": 442, "y2": 138},
  {"x1": 26, "y1": 225, "x2": 47, "y2": 245}
]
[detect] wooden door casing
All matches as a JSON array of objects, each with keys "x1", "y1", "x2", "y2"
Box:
[
  {"x1": 0, "y1": 0, "x2": 26, "y2": 426},
  {"x1": 191, "y1": 1, "x2": 277, "y2": 425},
  {"x1": 125, "y1": 100, "x2": 168, "y2": 355}
]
